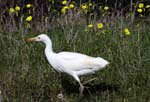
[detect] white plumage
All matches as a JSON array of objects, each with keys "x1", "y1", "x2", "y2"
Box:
[{"x1": 26, "y1": 34, "x2": 109, "y2": 96}]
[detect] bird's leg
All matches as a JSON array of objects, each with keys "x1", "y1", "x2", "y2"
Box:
[
  {"x1": 72, "y1": 74, "x2": 85, "y2": 96},
  {"x1": 83, "y1": 77, "x2": 98, "y2": 85},
  {"x1": 79, "y1": 82, "x2": 84, "y2": 97}
]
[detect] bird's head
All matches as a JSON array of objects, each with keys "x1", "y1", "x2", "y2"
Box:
[{"x1": 26, "y1": 34, "x2": 50, "y2": 42}]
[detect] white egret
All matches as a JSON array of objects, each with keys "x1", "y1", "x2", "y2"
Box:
[{"x1": 26, "y1": 34, "x2": 109, "y2": 96}]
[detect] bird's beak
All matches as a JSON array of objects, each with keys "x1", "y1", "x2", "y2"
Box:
[{"x1": 25, "y1": 37, "x2": 37, "y2": 42}]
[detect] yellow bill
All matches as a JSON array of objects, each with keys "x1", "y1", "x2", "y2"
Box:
[{"x1": 25, "y1": 37, "x2": 37, "y2": 42}]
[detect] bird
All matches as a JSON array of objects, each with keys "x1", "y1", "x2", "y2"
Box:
[{"x1": 26, "y1": 34, "x2": 109, "y2": 96}]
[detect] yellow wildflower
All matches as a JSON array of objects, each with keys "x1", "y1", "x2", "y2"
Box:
[
  {"x1": 146, "y1": 5, "x2": 150, "y2": 8},
  {"x1": 69, "y1": 4, "x2": 75, "y2": 9},
  {"x1": 81, "y1": 3, "x2": 88, "y2": 10},
  {"x1": 124, "y1": 28, "x2": 130, "y2": 35},
  {"x1": 97, "y1": 23, "x2": 103, "y2": 29},
  {"x1": 104, "y1": 6, "x2": 109, "y2": 11},
  {"x1": 138, "y1": 3, "x2": 144, "y2": 8},
  {"x1": 26, "y1": 16, "x2": 32, "y2": 22},
  {"x1": 9, "y1": 7, "x2": 15, "y2": 13},
  {"x1": 62, "y1": 0, "x2": 67, "y2": 5},
  {"x1": 26, "y1": 4, "x2": 32, "y2": 8},
  {"x1": 137, "y1": 8, "x2": 143, "y2": 13},
  {"x1": 61, "y1": 8, "x2": 66, "y2": 13},
  {"x1": 88, "y1": 24, "x2": 93, "y2": 28},
  {"x1": 15, "y1": 6, "x2": 20, "y2": 11},
  {"x1": 61, "y1": 6, "x2": 69, "y2": 14},
  {"x1": 64, "y1": 6, "x2": 69, "y2": 9}
]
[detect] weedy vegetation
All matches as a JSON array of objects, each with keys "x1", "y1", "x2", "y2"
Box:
[{"x1": 0, "y1": 0, "x2": 150, "y2": 101}]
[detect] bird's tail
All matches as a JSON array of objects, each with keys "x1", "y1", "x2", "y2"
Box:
[{"x1": 92, "y1": 57, "x2": 109, "y2": 71}]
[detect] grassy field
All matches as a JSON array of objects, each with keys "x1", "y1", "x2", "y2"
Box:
[
  {"x1": 0, "y1": 2, "x2": 150, "y2": 101},
  {"x1": 0, "y1": 18, "x2": 150, "y2": 101}
]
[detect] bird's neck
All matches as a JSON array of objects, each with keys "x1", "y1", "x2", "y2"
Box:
[{"x1": 44, "y1": 39, "x2": 53, "y2": 53}]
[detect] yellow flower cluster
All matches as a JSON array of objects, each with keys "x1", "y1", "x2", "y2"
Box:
[
  {"x1": 69, "y1": 4, "x2": 75, "y2": 9},
  {"x1": 61, "y1": 6, "x2": 69, "y2": 14},
  {"x1": 9, "y1": 4, "x2": 33, "y2": 21},
  {"x1": 137, "y1": 3, "x2": 144, "y2": 13},
  {"x1": 137, "y1": 9, "x2": 143, "y2": 13},
  {"x1": 9, "y1": 6, "x2": 20, "y2": 13},
  {"x1": 26, "y1": 4, "x2": 32, "y2": 23},
  {"x1": 97, "y1": 23, "x2": 103, "y2": 29},
  {"x1": 87, "y1": 22, "x2": 104, "y2": 29},
  {"x1": 81, "y1": 3, "x2": 94, "y2": 11},
  {"x1": 104, "y1": 6, "x2": 109, "y2": 11},
  {"x1": 15, "y1": 6, "x2": 20, "y2": 11},
  {"x1": 81, "y1": 3, "x2": 88, "y2": 10},
  {"x1": 124, "y1": 28, "x2": 130, "y2": 36},
  {"x1": 26, "y1": 16, "x2": 32, "y2": 22},
  {"x1": 62, "y1": 0, "x2": 67, "y2": 5},
  {"x1": 9, "y1": 3, "x2": 32, "y2": 14},
  {"x1": 138, "y1": 3, "x2": 144, "y2": 8},
  {"x1": 9, "y1": 8, "x2": 15, "y2": 13},
  {"x1": 26, "y1": 4, "x2": 32, "y2": 8},
  {"x1": 137, "y1": 3, "x2": 150, "y2": 13},
  {"x1": 61, "y1": 0, "x2": 75, "y2": 14},
  {"x1": 88, "y1": 24, "x2": 93, "y2": 28}
]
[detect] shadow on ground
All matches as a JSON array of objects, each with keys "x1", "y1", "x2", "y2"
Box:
[{"x1": 60, "y1": 75, "x2": 120, "y2": 96}]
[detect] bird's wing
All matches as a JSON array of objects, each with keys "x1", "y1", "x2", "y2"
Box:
[{"x1": 55, "y1": 52, "x2": 98, "y2": 71}]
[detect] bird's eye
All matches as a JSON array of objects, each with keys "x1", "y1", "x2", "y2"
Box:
[{"x1": 38, "y1": 37, "x2": 40, "y2": 39}]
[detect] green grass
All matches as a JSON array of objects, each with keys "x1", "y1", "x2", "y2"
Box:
[{"x1": 0, "y1": 21, "x2": 150, "y2": 102}]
